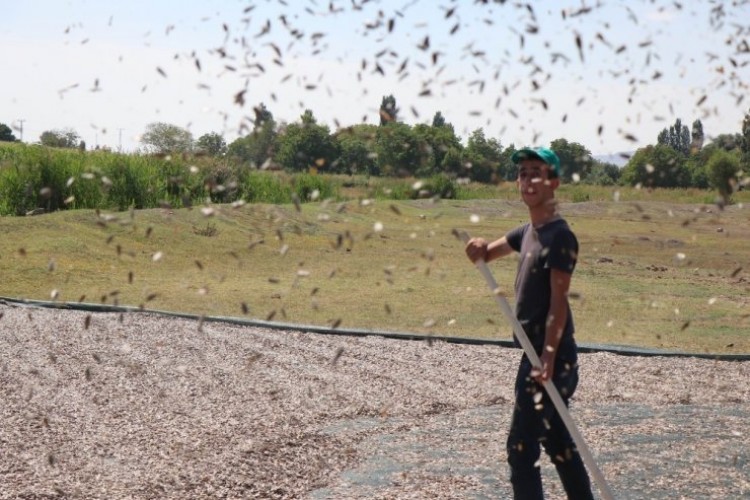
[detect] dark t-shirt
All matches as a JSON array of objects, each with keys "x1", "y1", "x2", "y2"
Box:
[{"x1": 505, "y1": 218, "x2": 578, "y2": 355}]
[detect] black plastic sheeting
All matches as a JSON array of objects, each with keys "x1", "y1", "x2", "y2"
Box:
[{"x1": 1, "y1": 296, "x2": 748, "y2": 362}]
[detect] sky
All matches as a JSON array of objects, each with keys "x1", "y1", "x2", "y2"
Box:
[{"x1": 3, "y1": 0, "x2": 750, "y2": 156}]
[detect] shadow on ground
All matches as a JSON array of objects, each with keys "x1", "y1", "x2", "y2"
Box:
[{"x1": 310, "y1": 403, "x2": 749, "y2": 499}]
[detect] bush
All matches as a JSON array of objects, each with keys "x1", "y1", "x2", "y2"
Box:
[
  {"x1": 292, "y1": 173, "x2": 339, "y2": 201},
  {"x1": 570, "y1": 188, "x2": 591, "y2": 203},
  {"x1": 706, "y1": 149, "x2": 741, "y2": 204},
  {"x1": 238, "y1": 170, "x2": 291, "y2": 204},
  {"x1": 0, "y1": 144, "x2": 89, "y2": 214},
  {"x1": 417, "y1": 174, "x2": 459, "y2": 200}
]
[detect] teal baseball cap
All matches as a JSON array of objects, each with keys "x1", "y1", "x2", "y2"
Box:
[{"x1": 511, "y1": 147, "x2": 561, "y2": 178}]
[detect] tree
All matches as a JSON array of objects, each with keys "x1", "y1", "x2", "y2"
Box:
[
  {"x1": 658, "y1": 118, "x2": 691, "y2": 156},
  {"x1": 741, "y1": 108, "x2": 750, "y2": 170},
  {"x1": 39, "y1": 128, "x2": 80, "y2": 148},
  {"x1": 706, "y1": 149, "x2": 741, "y2": 204},
  {"x1": 334, "y1": 124, "x2": 378, "y2": 175},
  {"x1": 497, "y1": 144, "x2": 518, "y2": 181},
  {"x1": 461, "y1": 129, "x2": 502, "y2": 183},
  {"x1": 741, "y1": 108, "x2": 750, "y2": 152},
  {"x1": 196, "y1": 132, "x2": 227, "y2": 156},
  {"x1": 431, "y1": 111, "x2": 446, "y2": 128},
  {"x1": 708, "y1": 133, "x2": 742, "y2": 152},
  {"x1": 440, "y1": 147, "x2": 463, "y2": 177},
  {"x1": 585, "y1": 161, "x2": 621, "y2": 186},
  {"x1": 412, "y1": 120, "x2": 463, "y2": 177},
  {"x1": 549, "y1": 138, "x2": 594, "y2": 182},
  {"x1": 274, "y1": 110, "x2": 339, "y2": 172},
  {"x1": 140, "y1": 122, "x2": 193, "y2": 154},
  {"x1": 0, "y1": 123, "x2": 17, "y2": 142},
  {"x1": 253, "y1": 103, "x2": 274, "y2": 128},
  {"x1": 379, "y1": 95, "x2": 398, "y2": 125},
  {"x1": 375, "y1": 122, "x2": 421, "y2": 176},
  {"x1": 228, "y1": 106, "x2": 277, "y2": 167},
  {"x1": 620, "y1": 144, "x2": 691, "y2": 188},
  {"x1": 685, "y1": 154, "x2": 710, "y2": 189},
  {"x1": 691, "y1": 119, "x2": 704, "y2": 153}
]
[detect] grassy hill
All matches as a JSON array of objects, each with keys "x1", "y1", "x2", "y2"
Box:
[{"x1": 1, "y1": 194, "x2": 747, "y2": 354}]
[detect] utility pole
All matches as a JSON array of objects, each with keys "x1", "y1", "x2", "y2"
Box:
[
  {"x1": 17, "y1": 119, "x2": 25, "y2": 142},
  {"x1": 118, "y1": 128, "x2": 124, "y2": 152}
]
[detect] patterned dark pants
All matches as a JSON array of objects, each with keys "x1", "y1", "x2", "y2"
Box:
[{"x1": 506, "y1": 353, "x2": 594, "y2": 500}]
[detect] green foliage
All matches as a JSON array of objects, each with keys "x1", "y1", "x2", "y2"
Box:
[
  {"x1": 584, "y1": 161, "x2": 621, "y2": 186},
  {"x1": 418, "y1": 174, "x2": 459, "y2": 200},
  {"x1": 237, "y1": 170, "x2": 290, "y2": 204},
  {"x1": 708, "y1": 133, "x2": 742, "y2": 152},
  {"x1": 496, "y1": 144, "x2": 517, "y2": 181},
  {"x1": 252, "y1": 103, "x2": 274, "y2": 127},
  {"x1": 440, "y1": 147, "x2": 464, "y2": 178},
  {"x1": 706, "y1": 148, "x2": 741, "y2": 203},
  {"x1": 621, "y1": 144, "x2": 690, "y2": 188},
  {"x1": 0, "y1": 123, "x2": 17, "y2": 142},
  {"x1": 691, "y1": 119, "x2": 704, "y2": 152},
  {"x1": 228, "y1": 120, "x2": 277, "y2": 168},
  {"x1": 39, "y1": 128, "x2": 80, "y2": 148},
  {"x1": 550, "y1": 138, "x2": 593, "y2": 182},
  {"x1": 0, "y1": 143, "x2": 352, "y2": 214},
  {"x1": 461, "y1": 129, "x2": 501, "y2": 183},
  {"x1": 0, "y1": 150, "x2": 45, "y2": 215},
  {"x1": 292, "y1": 173, "x2": 339, "y2": 201},
  {"x1": 657, "y1": 118, "x2": 691, "y2": 155},
  {"x1": 274, "y1": 110, "x2": 339, "y2": 172},
  {"x1": 684, "y1": 156, "x2": 709, "y2": 189},
  {"x1": 0, "y1": 143, "x2": 102, "y2": 214},
  {"x1": 741, "y1": 108, "x2": 750, "y2": 170},
  {"x1": 97, "y1": 154, "x2": 164, "y2": 210},
  {"x1": 140, "y1": 122, "x2": 193, "y2": 154},
  {"x1": 335, "y1": 125, "x2": 378, "y2": 175},
  {"x1": 412, "y1": 121, "x2": 463, "y2": 178},
  {"x1": 379, "y1": 94, "x2": 398, "y2": 125},
  {"x1": 742, "y1": 107, "x2": 750, "y2": 154},
  {"x1": 569, "y1": 187, "x2": 591, "y2": 203},
  {"x1": 375, "y1": 122, "x2": 422, "y2": 176},
  {"x1": 431, "y1": 111, "x2": 446, "y2": 128},
  {"x1": 195, "y1": 132, "x2": 227, "y2": 156}
]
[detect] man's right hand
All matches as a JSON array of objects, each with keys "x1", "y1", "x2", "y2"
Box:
[{"x1": 465, "y1": 237, "x2": 488, "y2": 263}]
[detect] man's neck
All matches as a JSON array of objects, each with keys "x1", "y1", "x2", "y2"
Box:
[{"x1": 528, "y1": 203, "x2": 560, "y2": 228}]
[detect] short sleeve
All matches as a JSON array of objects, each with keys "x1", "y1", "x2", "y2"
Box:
[
  {"x1": 505, "y1": 224, "x2": 528, "y2": 253},
  {"x1": 548, "y1": 228, "x2": 578, "y2": 273}
]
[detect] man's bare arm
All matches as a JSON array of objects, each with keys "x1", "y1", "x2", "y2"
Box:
[{"x1": 465, "y1": 236, "x2": 514, "y2": 263}]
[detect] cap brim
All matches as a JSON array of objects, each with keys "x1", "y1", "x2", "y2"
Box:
[{"x1": 511, "y1": 149, "x2": 543, "y2": 164}]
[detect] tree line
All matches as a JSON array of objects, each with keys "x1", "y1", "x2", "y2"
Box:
[{"x1": 2, "y1": 95, "x2": 748, "y2": 198}]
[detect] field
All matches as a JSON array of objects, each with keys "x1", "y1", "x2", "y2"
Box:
[{"x1": 1, "y1": 188, "x2": 748, "y2": 354}]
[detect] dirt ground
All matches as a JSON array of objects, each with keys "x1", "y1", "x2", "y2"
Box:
[{"x1": 1, "y1": 302, "x2": 748, "y2": 499}]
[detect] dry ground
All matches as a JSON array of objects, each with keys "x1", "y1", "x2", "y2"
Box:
[{"x1": 1, "y1": 302, "x2": 748, "y2": 499}]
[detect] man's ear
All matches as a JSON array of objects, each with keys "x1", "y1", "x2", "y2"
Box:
[{"x1": 549, "y1": 177, "x2": 560, "y2": 190}]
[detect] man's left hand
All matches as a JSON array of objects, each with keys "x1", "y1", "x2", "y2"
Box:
[{"x1": 534, "y1": 350, "x2": 556, "y2": 383}]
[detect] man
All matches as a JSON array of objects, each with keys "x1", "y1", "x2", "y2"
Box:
[{"x1": 465, "y1": 147, "x2": 594, "y2": 499}]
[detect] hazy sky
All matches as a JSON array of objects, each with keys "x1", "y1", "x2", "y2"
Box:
[{"x1": 4, "y1": 0, "x2": 749, "y2": 155}]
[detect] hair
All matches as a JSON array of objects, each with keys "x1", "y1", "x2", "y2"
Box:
[{"x1": 516, "y1": 160, "x2": 559, "y2": 180}]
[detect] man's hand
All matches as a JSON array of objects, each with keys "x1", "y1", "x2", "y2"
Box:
[
  {"x1": 534, "y1": 349, "x2": 556, "y2": 383},
  {"x1": 465, "y1": 237, "x2": 488, "y2": 263}
]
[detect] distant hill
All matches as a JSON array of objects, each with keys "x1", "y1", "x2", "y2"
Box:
[{"x1": 593, "y1": 152, "x2": 633, "y2": 167}]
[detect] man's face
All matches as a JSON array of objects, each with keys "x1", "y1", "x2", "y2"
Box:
[{"x1": 516, "y1": 158, "x2": 559, "y2": 208}]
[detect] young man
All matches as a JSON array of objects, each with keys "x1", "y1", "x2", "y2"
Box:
[{"x1": 465, "y1": 147, "x2": 594, "y2": 500}]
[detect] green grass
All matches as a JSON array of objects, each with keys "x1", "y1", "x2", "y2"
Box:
[{"x1": 1, "y1": 194, "x2": 748, "y2": 354}]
